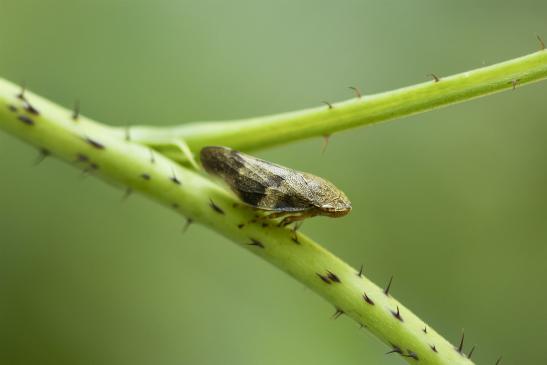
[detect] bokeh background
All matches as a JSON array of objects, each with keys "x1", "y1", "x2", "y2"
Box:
[{"x1": 1, "y1": 1, "x2": 546, "y2": 364}]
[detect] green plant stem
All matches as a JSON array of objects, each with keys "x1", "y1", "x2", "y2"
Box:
[
  {"x1": 0, "y1": 77, "x2": 475, "y2": 365},
  {"x1": 124, "y1": 50, "x2": 547, "y2": 162}
]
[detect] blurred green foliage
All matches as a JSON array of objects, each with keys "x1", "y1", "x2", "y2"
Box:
[{"x1": 1, "y1": 1, "x2": 546, "y2": 364}]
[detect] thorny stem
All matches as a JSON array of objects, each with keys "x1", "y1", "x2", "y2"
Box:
[
  {"x1": 0, "y1": 79, "x2": 477, "y2": 365},
  {"x1": 3, "y1": 49, "x2": 546, "y2": 365},
  {"x1": 123, "y1": 50, "x2": 547, "y2": 162}
]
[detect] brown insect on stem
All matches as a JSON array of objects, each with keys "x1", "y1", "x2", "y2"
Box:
[{"x1": 200, "y1": 146, "x2": 351, "y2": 222}]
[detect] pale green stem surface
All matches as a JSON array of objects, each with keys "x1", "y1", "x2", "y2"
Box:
[
  {"x1": 123, "y1": 50, "x2": 547, "y2": 162},
  {"x1": 0, "y1": 78, "x2": 477, "y2": 365}
]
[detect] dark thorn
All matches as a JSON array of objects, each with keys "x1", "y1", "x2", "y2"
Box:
[
  {"x1": 326, "y1": 271, "x2": 341, "y2": 283},
  {"x1": 423, "y1": 326, "x2": 428, "y2": 334},
  {"x1": 384, "y1": 275, "x2": 394, "y2": 296},
  {"x1": 76, "y1": 153, "x2": 89, "y2": 162},
  {"x1": 331, "y1": 308, "x2": 344, "y2": 319},
  {"x1": 428, "y1": 73, "x2": 440, "y2": 82},
  {"x1": 386, "y1": 345, "x2": 403, "y2": 355},
  {"x1": 248, "y1": 238, "x2": 264, "y2": 248},
  {"x1": 149, "y1": 149, "x2": 155, "y2": 164},
  {"x1": 404, "y1": 350, "x2": 419, "y2": 360},
  {"x1": 495, "y1": 356, "x2": 502, "y2": 365},
  {"x1": 170, "y1": 168, "x2": 181, "y2": 185},
  {"x1": 237, "y1": 223, "x2": 245, "y2": 229},
  {"x1": 7, "y1": 104, "x2": 17, "y2": 112},
  {"x1": 35, "y1": 148, "x2": 50, "y2": 165},
  {"x1": 431, "y1": 345, "x2": 438, "y2": 353},
  {"x1": 209, "y1": 199, "x2": 225, "y2": 214},
  {"x1": 122, "y1": 187, "x2": 133, "y2": 201},
  {"x1": 72, "y1": 99, "x2": 80, "y2": 120},
  {"x1": 125, "y1": 127, "x2": 131, "y2": 141},
  {"x1": 172, "y1": 203, "x2": 179, "y2": 209},
  {"x1": 261, "y1": 222, "x2": 269, "y2": 227},
  {"x1": 183, "y1": 218, "x2": 193, "y2": 233},
  {"x1": 322, "y1": 101, "x2": 333, "y2": 109},
  {"x1": 321, "y1": 134, "x2": 330, "y2": 154},
  {"x1": 391, "y1": 306, "x2": 403, "y2": 322},
  {"x1": 456, "y1": 330, "x2": 465, "y2": 353},
  {"x1": 537, "y1": 34, "x2": 545, "y2": 50},
  {"x1": 316, "y1": 273, "x2": 331, "y2": 284},
  {"x1": 363, "y1": 292, "x2": 374, "y2": 305},
  {"x1": 510, "y1": 79, "x2": 520, "y2": 90},
  {"x1": 18, "y1": 115, "x2": 34, "y2": 126},
  {"x1": 468, "y1": 345, "x2": 476, "y2": 359},
  {"x1": 89, "y1": 163, "x2": 99, "y2": 170},
  {"x1": 349, "y1": 86, "x2": 362, "y2": 98},
  {"x1": 357, "y1": 264, "x2": 364, "y2": 277},
  {"x1": 85, "y1": 137, "x2": 105, "y2": 149},
  {"x1": 23, "y1": 100, "x2": 39, "y2": 115},
  {"x1": 141, "y1": 173, "x2": 151, "y2": 180},
  {"x1": 17, "y1": 82, "x2": 26, "y2": 100}
]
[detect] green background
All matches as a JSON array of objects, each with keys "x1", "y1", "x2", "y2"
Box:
[{"x1": 1, "y1": 1, "x2": 546, "y2": 364}]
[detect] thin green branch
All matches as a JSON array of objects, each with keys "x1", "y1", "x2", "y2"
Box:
[
  {"x1": 0, "y1": 78, "x2": 475, "y2": 365},
  {"x1": 124, "y1": 50, "x2": 547, "y2": 161}
]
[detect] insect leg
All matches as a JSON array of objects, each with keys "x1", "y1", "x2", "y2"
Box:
[{"x1": 278, "y1": 211, "x2": 316, "y2": 227}]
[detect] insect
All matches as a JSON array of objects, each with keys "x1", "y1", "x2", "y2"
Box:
[{"x1": 200, "y1": 146, "x2": 351, "y2": 226}]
